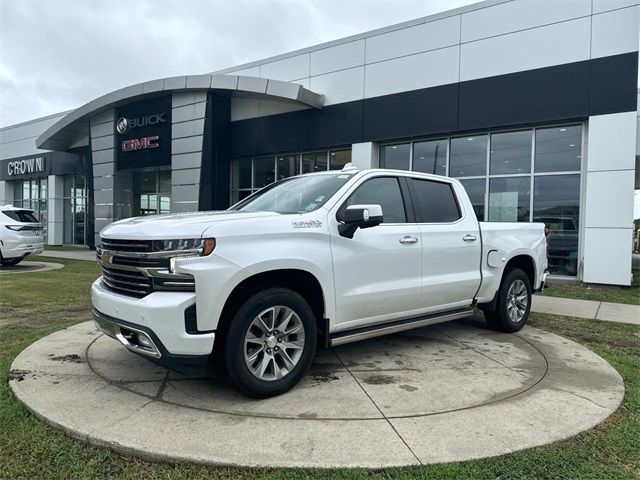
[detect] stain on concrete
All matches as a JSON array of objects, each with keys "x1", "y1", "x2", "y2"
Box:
[
  {"x1": 50, "y1": 354, "x2": 82, "y2": 363},
  {"x1": 399, "y1": 385, "x2": 418, "y2": 392},
  {"x1": 311, "y1": 372, "x2": 339, "y2": 384},
  {"x1": 362, "y1": 374, "x2": 397, "y2": 385},
  {"x1": 8, "y1": 369, "x2": 30, "y2": 381}
]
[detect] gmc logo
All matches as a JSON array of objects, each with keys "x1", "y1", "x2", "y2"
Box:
[{"x1": 122, "y1": 136, "x2": 159, "y2": 152}]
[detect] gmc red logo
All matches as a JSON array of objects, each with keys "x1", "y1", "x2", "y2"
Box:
[{"x1": 121, "y1": 136, "x2": 159, "y2": 152}]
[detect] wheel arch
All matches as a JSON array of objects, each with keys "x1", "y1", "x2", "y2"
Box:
[{"x1": 478, "y1": 254, "x2": 536, "y2": 312}]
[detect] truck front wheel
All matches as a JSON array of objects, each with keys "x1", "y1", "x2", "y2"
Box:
[
  {"x1": 222, "y1": 288, "x2": 317, "y2": 398},
  {"x1": 484, "y1": 268, "x2": 532, "y2": 333}
]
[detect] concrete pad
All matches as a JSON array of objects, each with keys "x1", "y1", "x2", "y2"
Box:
[
  {"x1": 39, "y1": 249, "x2": 96, "y2": 262},
  {"x1": 9, "y1": 319, "x2": 624, "y2": 468},
  {"x1": 596, "y1": 302, "x2": 640, "y2": 325},
  {"x1": 0, "y1": 261, "x2": 64, "y2": 275},
  {"x1": 531, "y1": 295, "x2": 600, "y2": 318}
]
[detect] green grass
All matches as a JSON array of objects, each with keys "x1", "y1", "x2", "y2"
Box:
[
  {"x1": 540, "y1": 271, "x2": 640, "y2": 305},
  {"x1": 1, "y1": 258, "x2": 639, "y2": 479}
]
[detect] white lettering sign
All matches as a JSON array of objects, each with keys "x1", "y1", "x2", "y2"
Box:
[{"x1": 7, "y1": 157, "x2": 45, "y2": 176}]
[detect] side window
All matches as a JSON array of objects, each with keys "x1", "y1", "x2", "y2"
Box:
[
  {"x1": 345, "y1": 177, "x2": 407, "y2": 223},
  {"x1": 410, "y1": 179, "x2": 461, "y2": 223}
]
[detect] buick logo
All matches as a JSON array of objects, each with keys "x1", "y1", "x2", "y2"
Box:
[{"x1": 116, "y1": 117, "x2": 129, "y2": 134}]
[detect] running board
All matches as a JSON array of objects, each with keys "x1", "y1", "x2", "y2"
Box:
[{"x1": 329, "y1": 308, "x2": 474, "y2": 347}]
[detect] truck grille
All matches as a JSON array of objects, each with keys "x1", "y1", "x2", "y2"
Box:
[
  {"x1": 101, "y1": 266, "x2": 153, "y2": 297},
  {"x1": 98, "y1": 238, "x2": 195, "y2": 298}
]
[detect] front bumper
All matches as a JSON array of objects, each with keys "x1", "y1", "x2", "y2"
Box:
[
  {"x1": 92, "y1": 307, "x2": 212, "y2": 376},
  {"x1": 91, "y1": 278, "x2": 215, "y2": 374}
]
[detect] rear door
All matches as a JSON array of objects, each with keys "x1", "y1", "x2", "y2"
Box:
[
  {"x1": 408, "y1": 178, "x2": 482, "y2": 310},
  {"x1": 330, "y1": 175, "x2": 422, "y2": 331}
]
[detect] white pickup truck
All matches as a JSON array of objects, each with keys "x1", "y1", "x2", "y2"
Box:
[{"x1": 92, "y1": 167, "x2": 548, "y2": 398}]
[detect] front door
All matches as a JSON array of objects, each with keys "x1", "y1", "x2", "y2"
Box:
[{"x1": 330, "y1": 175, "x2": 422, "y2": 331}]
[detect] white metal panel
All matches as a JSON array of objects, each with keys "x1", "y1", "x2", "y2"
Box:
[
  {"x1": 365, "y1": 15, "x2": 460, "y2": 64},
  {"x1": 461, "y1": 0, "x2": 591, "y2": 43},
  {"x1": 0, "y1": 114, "x2": 66, "y2": 146},
  {"x1": 259, "y1": 99, "x2": 309, "y2": 117},
  {"x1": 364, "y1": 46, "x2": 459, "y2": 98},
  {"x1": 309, "y1": 67, "x2": 365, "y2": 105},
  {"x1": 583, "y1": 170, "x2": 635, "y2": 228},
  {"x1": 587, "y1": 112, "x2": 637, "y2": 172},
  {"x1": 460, "y1": 17, "x2": 591, "y2": 81},
  {"x1": 593, "y1": 0, "x2": 640, "y2": 14},
  {"x1": 260, "y1": 54, "x2": 309, "y2": 81},
  {"x1": 591, "y1": 6, "x2": 640, "y2": 59},
  {"x1": 0, "y1": 139, "x2": 49, "y2": 160},
  {"x1": 230, "y1": 98, "x2": 260, "y2": 121},
  {"x1": 583, "y1": 228, "x2": 633, "y2": 285},
  {"x1": 310, "y1": 40, "x2": 365, "y2": 76}
]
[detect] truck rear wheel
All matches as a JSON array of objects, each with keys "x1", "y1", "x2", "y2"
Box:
[
  {"x1": 222, "y1": 288, "x2": 317, "y2": 398},
  {"x1": 484, "y1": 267, "x2": 532, "y2": 333}
]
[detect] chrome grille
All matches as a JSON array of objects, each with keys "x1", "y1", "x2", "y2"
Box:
[{"x1": 98, "y1": 238, "x2": 195, "y2": 298}]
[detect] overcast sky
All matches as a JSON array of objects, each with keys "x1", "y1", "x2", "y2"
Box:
[{"x1": 0, "y1": 0, "x2": 481, "y2": 128}]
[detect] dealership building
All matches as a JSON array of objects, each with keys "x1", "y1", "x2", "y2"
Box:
[{"x1": 0, "y1": 0, "x2": 638, "y2": 285}]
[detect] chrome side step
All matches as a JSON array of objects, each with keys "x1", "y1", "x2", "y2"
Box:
[{"x1": 329, "y1": 308, "x2": 474, "y2": 347}]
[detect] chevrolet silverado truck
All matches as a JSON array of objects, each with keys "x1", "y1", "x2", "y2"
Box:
[{"x1": 92, "y1": 167, "x2": 548, "y2": 398}]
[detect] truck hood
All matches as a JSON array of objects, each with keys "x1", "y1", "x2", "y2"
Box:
[{"x1": 100, "y1": 210, "x2": 280, "y2": 239}]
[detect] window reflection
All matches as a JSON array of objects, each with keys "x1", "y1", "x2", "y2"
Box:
[
  {"x1": 490, "y1": 130, "x2": 531, "y2": 175},
  {"x1": 380, "y1": 144, "x2": 410, "y2": 170},
  {"x1": 413, "y1": 139, "x2": 447, "y2": 175},
  {"x1": 488, "y1": 177, "x2": 530, "y2": 222},
  {"x1": 460, "y1": 178, "x2": 486, "y2": 220},
  {"x1": 535, "y1": 126, "x2": 582, "y2": 173},
  {"x1": 450, "y1": 136, "x2": 487, "y2": 177}
]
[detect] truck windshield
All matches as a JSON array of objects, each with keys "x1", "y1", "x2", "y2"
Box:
[{"x1": 231, "y1": 174, "x2": 353, "y2": 214}]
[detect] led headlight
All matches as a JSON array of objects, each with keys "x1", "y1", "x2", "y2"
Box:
[{"x1": 152, "y1": 238, "x2": 216, "y2": 255}]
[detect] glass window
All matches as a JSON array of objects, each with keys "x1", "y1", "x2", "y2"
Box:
[
  {"x1": 277, "y1": 155, "x2": 299, "y2": 180},
  {"x1": 158, "y1": 170, "x2": 172, "y2": 195},
  {"x1": 450, "y1": 135, "x2": 487, "y2": 177},
  {"x1": 232, "y1": 159, "x2": 252, "y2": 190},
  {"x1": 2, "y1": 209, "x2": 39, "y2": 222},
  {"x1": 460, "y1": 178, "x2": 486, "y2": 221},
  {"x1": 346, "y1": 177, "x2": 406, "y2": 223},
  {"x1": 302, "y1": 152, "x2": 327, "y2": 173},
  {"x1": 535, "y1": 125, "x2": 582, "y2": 173},
  {"x1": 534, "y1": 175, "x2": 580, "y2": 276},
  {"x1": 413, "y1": 140, "x2": 446, "y2": 176},
  {"x1": 410, "y1": 179, "x2": 460, "y2": 223},
  {"x1": 488, "y1": 177, "x2": 530, "y2": 222},
  {"x1": 233, "y1": 174, "x2": 352, "y2": 214},
  {"x1": 490, "y1": 130, "x2": 531, "y2": 175},
  {"x1": 380, "y1": 144, "x2": 410, "y2": 170},
  {"x1": 329, "y1": 150, "x2": 351, "y2": 170},
  {"x1": 253, "y1": 156, "x2": 275, "y2": 188}
]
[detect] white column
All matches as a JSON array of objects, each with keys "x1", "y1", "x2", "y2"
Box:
[
  {"x1": 47, "y1": 175, "x2": 64, "y2": 245},
  {"x1": 582, "y1": 111, "x2": 636, "y2": 286},
  {"x1": 351, "y1": 142, "x2": 380, "y2": 170},
  {"x1": 0, "y1": 180, "x2": 14, "y2": 205}
]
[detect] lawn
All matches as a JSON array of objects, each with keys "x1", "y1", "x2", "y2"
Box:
[
  {"x1": 1, "y1": 257, "x2": 639, "y2": 479},
  {"x1": 540, "y1": 272, "x2": 640, "y2": 306}
]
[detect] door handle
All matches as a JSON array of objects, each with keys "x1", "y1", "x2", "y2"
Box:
[
  {"x1": 399, "y1": 236, "x2": 419, "y2": 245},
  {"x1": 463, "y1": 234, "x2": 477, "y2": 242}
]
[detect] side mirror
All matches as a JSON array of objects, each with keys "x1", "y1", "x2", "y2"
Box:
[{"x1": 338, "y1": 204, "x2": 383, "y2": 238}]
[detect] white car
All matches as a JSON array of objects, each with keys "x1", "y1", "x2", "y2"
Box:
[
  {"x1": 92, "y1": 167, "x2": 548, "y2": 398},
  {"x1": 0, "y1": 206, "x2": 45, "y2": 266}
]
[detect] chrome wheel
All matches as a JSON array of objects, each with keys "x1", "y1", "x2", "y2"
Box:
[
  {"x1": 507, "y1": 279, "x2": 528, "y2": 323},
  {"x1": 243, "y1": 305, "x2": 305, "y2": 382}
]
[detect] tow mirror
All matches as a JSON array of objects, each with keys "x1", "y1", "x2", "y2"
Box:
[{"x1": 338, "y1": 204, "x2": 383, "y2": 238}]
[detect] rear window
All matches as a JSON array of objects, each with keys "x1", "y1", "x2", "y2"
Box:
[
  {"x1": 2, "y1": 210, "x2": 39, "y2": 223},
  {"x1": 409, "y1": 179, "x2": 461, "y2": 223}
]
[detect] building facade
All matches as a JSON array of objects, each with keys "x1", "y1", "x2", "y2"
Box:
[{"x1": 0, "y1": 0, "x2": 638, "y2": 285}]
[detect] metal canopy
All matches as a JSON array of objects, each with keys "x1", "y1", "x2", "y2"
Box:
[{"x1": 36, "y1": 74, "x2": 325, "y2": 151}]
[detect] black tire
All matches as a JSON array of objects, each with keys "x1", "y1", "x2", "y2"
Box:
[
  {"x1": 222, "y1": 288, "x2": 317, "y2": 398},
  {"x1": 484, "y1": 267, "x2": 532, "y2": 333}
]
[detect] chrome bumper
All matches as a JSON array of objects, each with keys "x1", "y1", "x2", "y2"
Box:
[{"x1": 92, "y1": 308, "x2": 162, "y2": 358}]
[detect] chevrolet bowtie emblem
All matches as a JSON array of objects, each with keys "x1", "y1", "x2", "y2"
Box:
[{"x1": 100, "y1": 254, "x2": 113, "y2": 264}]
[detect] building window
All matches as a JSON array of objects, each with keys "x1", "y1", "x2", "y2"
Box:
[
  {"x1": 413, "y1": 139, "x2": 447, "y2": 176},
  {"x1": 490, "y1": 130, "x2": 531, "y2": 175},
  {"x1": 133, "y1": 169, "x2": 171, "y2": 216},
  {"x1": 230, "y1": 148, "x2": 352, "y2": 204},
  {"x1": 378, "y1": 123, "x2": 583, "y2": 276},
  {"x1": 534, "y1": 174, "x2": 580, "y2": 276},
  {"x1": 449, "y1": 135, "x2": 487, "y2": 177},
  {"x1": 13, "y1": 178, "x2": 48, "y2": 242},
  {"x1": 63, "y1": 175, "x2": 87, "y2": 245},
  {"x1": 380, "y1": 144, "x2": 410, "y2": 170}
]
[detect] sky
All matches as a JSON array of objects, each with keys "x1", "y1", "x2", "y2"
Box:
[{"x1": 0, "y1": 0, "x2": 480, "y2": 127}]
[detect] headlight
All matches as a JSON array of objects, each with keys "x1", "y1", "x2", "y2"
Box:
[{"x1": 152, "y1": 238, "x2": 216, "y2": 255}]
